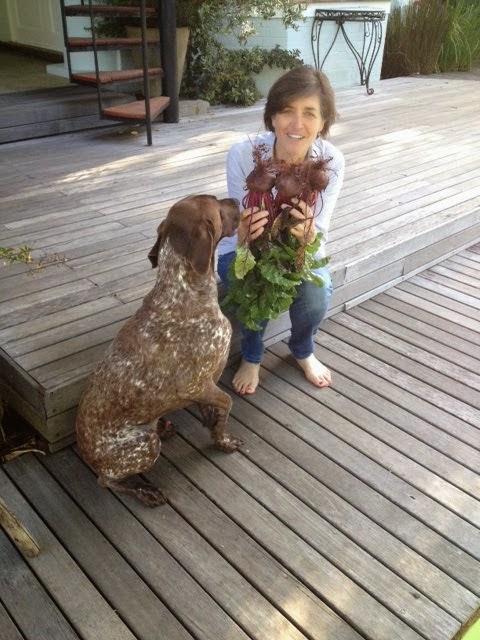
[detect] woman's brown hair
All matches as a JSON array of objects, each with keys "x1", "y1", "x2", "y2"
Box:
[{"x1": 264, "y1": 65, "x2": 337, "y2": 138}]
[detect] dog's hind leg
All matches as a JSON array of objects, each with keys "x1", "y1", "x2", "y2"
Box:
[
  {"x1": 157, "y1": 417, "x2": 177, "y2": 440},
  {"x1": 99, "y1": 475, "x2": 166, "y2": 507},
  {"x1": 196, "y1": 382, "x2": 243, "y2": 453},
  {"x1": 84, "y1": 422, "x2": 167, "y2": 507}
]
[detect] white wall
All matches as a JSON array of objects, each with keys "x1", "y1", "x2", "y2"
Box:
[
  {"x1": 218, "y1": 2, "x2": 392, "y2": 94},
  {"x1": 0, "y1": 0, "x2": 12, "y2": 41},
  {"x1": 4, "y1": 0, "x2": 64, "y2": 51}
]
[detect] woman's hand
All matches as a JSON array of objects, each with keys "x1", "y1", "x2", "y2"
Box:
[
  {"x1": 237, "y1": 207, "x2": 269, "y2": 244},
  {"x1": 286, "y1": 198, "x2": 316, "y2": 244}
]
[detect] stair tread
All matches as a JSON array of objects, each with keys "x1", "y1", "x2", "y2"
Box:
[
  {"x1": 65, "y1": 5, "x2": 156, "y2": 17},
  {"x1": 71, "y1": 68, "x2": 164, "y2": 85},
  {"x1": 102, "y1": 96, "x2": 170, "y2": 121},
  {"x1": 67, "y1": 37, "x2": 159, "y2": 50}
]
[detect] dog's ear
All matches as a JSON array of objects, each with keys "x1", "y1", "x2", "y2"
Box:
[
  {"x1": 188, "y1": 220, "x2": 215, "y2": 275},
  {"x1": 148, "y1": 220, "x2": 166, "y2": 268},
  {"x1": 168, "y1": 219, "x2": 215, "y2": 276}
]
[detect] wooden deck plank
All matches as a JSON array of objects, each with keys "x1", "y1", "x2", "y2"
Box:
[
  {"x1": 36, "y1": 451, "x2": 305, "y2": 640},
  {"x1": 2, "y1": 238, "x2": 480, "y2": 639},
  {"x1": 260, "y1": 348, "x2": 480, "y2": 498},
  {"x1": 0, "y1": 530, "x2": 79, "y2": 640},
  {"x1": 382, "y1": 286, "x2": 480, "y2": 337},
  {"x1": 222, "y1": 381, "x2": 480, "y2": 612},
  {"x1": 3, "y1": 455, "x2": 219, "y2": 640},
  {"x1": 347, "y1": 298, "x2": 480, "y2": 364},
  {"x1": 0, "y1": 469, "x2": 138, "y2": 640},
  {"x1": 327, "y1": 314, "x2": 480, "y2": 401},
  {"x1": 263, "y1": 345, "x2": 480, "y2": 557},
  {"x1": 0, "y1": 601, "x2": 24, "y2": 640},
  {"x1": 166, "y1": 415, "x2": 456, "y2": 640}
]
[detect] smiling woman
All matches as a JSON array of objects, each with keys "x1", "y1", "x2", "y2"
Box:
[{"x1": 217, "y1": 65, "x2": 345, "y2": 396}]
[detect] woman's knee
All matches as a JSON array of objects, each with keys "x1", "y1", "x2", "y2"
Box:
[{"x1": 217, "y1": 251, "x2": 235, "y2": 286}]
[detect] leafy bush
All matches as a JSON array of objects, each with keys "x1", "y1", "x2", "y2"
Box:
[
  {"x1": 182, "y1": 43, "x2": 303, "y2": 106},
  {"x1": 95, "y1": 0, "x2": 305, "y2": 105},
  {"x1": 181, "y1": 0, "x2": 305, "y2": 105}
]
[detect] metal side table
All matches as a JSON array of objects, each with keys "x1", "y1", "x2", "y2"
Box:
[{"x1": 311, "y1": 9, "x2": 386, "y2": 95}]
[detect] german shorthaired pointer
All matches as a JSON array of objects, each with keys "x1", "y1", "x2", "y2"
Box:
[{"x1": 76, "y1": 195, "x2": 242, "y2": 507}]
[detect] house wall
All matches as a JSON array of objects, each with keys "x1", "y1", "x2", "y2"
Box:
[
  {"x1": 0, "y1": 0, "x2": 12, "y2": 41},
  {"x1": 217, "y1": 1, "x2": 392, "y2": 95},
  {"x1": 0, "y1": 0, "x2": 63, "y2": 51}
]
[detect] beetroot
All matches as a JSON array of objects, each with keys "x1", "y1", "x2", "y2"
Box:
[
  {"x1": 246, "y1": 166, "x2": 276, "y2": 193},
  {"x1": 274, "y1": 163, "x2": 305, "y2": 198},
  {"x1": 301, "y1": 157, "x2": 331, "y2": 193},
  {"x1": 242, "y1": 143, "x2": 331, "y2": 243},
  {"x1": 242, "y1": 143, "x2": 276, "y2": 227}
]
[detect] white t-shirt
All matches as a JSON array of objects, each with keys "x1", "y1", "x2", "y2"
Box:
[{"x1": 218, "y1": 130, "x2": 345, "y2": 258}]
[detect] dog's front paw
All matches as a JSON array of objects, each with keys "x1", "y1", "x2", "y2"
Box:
[{"x1": 214, "y1": 433, "x2": 243, "y2": 453}]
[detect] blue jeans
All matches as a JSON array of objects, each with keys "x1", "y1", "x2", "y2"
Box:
[{"x1": 217, "y1": 251, "x2": 333, "y2": 364}]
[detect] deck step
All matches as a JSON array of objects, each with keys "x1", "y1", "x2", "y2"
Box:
[
  {"x1": 102, "y1": 96, "x2": 170, "y2": 121},
  {"x1": 65, "y1": 4, "x2": 156, "y2": 17},
  {"x1": 71, "y1": 68, "x2": 163, "y2": 85},
  {"x1": 67, "y1": 37, "x2": 158, "y2": 51}
]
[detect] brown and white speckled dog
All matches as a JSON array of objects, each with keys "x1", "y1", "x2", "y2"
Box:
[{"x1": 76, "y1": 194, "x2": 242, "y2": 507}]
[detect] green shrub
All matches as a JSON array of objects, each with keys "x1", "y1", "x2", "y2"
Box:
[
  {"x1": 181, "y1": 0, "x2": 305, "y2": 105},
  {"x1": 382, "y1": 0, "x2": 453, "y2": 78},
  {"x1": 437, "y1": 0, "x2": 480, "y2": 71},
  {"x1": 382, "y1": 0, "x2": 480, "y2": 79},
  {"x1": 182, "y1": 43, "x2": 303, "y2": 106},
  {"x1": 94, "y1": 0, "x2": 305, "y2": 105}
]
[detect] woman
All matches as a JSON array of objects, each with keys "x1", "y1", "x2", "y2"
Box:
[{"x1": 217, "y1": 65, "x2": 345, "y2": 395}]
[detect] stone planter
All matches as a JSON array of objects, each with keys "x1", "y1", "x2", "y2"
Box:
[{"x1": 125, "y1": 26, "x2": 190, "y2": 94}]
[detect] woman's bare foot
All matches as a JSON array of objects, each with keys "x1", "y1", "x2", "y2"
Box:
[
  {"x1": 296, "y1": 354, "x2": 331, "y2": 388},
  {"x1": 232, "y1": 360, "x2": 260, "y2": 395}
]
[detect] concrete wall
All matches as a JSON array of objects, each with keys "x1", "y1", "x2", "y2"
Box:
[
  {"x1": 217, "y1": 2, "x2": 392, "y2": 95},
  {"x1": 0, "y1": 0, "x2": 12, "y2": 42}
]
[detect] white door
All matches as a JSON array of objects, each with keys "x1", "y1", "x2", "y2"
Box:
[{"x1": 7, "y1": 0, "x2": 63, "y2": 52}]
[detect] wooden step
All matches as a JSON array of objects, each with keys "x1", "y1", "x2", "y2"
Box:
[
  {"x1": 67, "y1": 37, "x2": 158, "y2": 51},
  {"x1": 101, "y1": 96, "x2": 170, "y2": 121},
  {"x1": 71, "y1": 68, "x2": 163, "y2": 85},
  {"x1": 65, "y1": 4, "x2": 156, "y2": 17}
]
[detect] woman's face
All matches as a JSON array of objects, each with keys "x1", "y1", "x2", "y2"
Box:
[{"x1": 271, "y1": 94, "x2": 324, "y2": 163}]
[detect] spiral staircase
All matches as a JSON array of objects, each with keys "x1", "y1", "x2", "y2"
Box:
[{"x1": 59, "y1": 0, "x2": 179, "y2": 145}]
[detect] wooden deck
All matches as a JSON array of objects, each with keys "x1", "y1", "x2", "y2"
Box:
[
  {"x1": 2, "y1": 248, "x2": 480, "y2": 640},
  {"x1": 0, "y1": 70, "x2": 479, "y2": 449}
]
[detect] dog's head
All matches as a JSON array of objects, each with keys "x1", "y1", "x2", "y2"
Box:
[{"x1": 148, "y1": 195, "x2": 240, "y2": 275}]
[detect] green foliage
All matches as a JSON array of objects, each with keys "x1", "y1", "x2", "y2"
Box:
[
  {"x1": 181, "y1": 0, "x2": 305, "y2": 105},
  {"x1": 222, "y1": 232, "x2": 328, "y2": 331},
  {"x1": 0, "y1": 246, "x2": 33, "y2": 266},
  {"x1": 182, "y1": 42, "x2": 303, "y2": 105},
  {"x1": 381, "y1": 0, "x2": 452, "y2": 78},
  {"x1": 94, "y1": 0, "x2": 305, "y2": 104},
  {"x1": 381, "y1": 0, "x2": 480, "y2": 79},
  {"x1": 437, "y1": 0, "x2": 480, "y2": 71},
  {"x1": 0, "y1": 246, "x2": 67, "y2": 273},
  {"x1": 191, "y1": 0, "x2": 304, "y2": 45}
]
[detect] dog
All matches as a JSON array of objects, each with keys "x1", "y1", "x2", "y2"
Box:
[{"x1": 76, "y1": 194, "x2": 242, "y2": 507}]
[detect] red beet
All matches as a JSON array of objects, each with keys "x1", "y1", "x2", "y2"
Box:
[
  {"x1": 245, "y1": 166, "x2": 276, "y2": 193},
  {"x1": 302, "y1": 158, "x2": 330, "y2": 192},
  {"x1": 274, "y1": 164, "x2": 305, "y2": 198}
]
